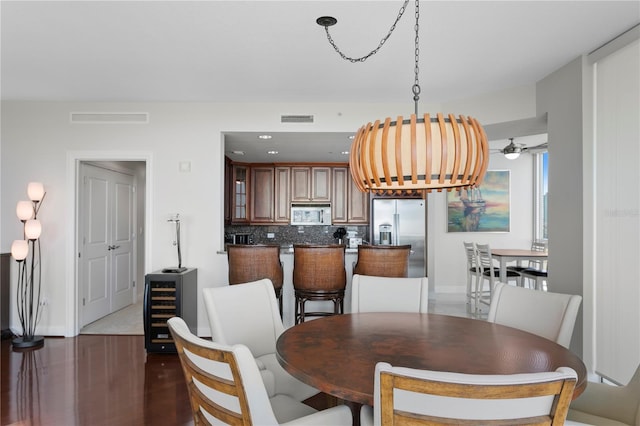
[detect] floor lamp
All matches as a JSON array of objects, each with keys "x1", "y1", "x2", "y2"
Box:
[{"x1": 10, "y1": 182, "x2": 46, "y2": 350}]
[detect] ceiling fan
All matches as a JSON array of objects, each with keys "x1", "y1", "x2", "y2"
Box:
[{"x1": 493, "y1": 138, "x2": 548, "y2": 160}]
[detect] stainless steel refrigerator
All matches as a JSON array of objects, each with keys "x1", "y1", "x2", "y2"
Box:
[{"x1": 371, "y1": 198, "x2": 426, "y2": 278}]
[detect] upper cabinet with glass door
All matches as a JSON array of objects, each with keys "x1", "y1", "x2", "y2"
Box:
[{"x1": 231, "y1": 164, "x2": 249, "y2": 223}]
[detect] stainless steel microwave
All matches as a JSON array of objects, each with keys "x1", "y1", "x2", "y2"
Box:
[{"x1": 290, "y1": 204, "x2": 332, "y2": 226}]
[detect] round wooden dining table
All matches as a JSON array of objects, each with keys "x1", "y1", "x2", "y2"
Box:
[{"x1": 276, "y1": 312, "x2": 587, "y2": 407}]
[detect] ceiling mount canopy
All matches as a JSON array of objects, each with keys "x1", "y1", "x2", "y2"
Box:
[{"x1": 317, "y1": 0, "x2": 489, "y2": 193}]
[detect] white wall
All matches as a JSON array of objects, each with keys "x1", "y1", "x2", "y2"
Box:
[
  {"x1": 430, "y1": 85, "x2": 539, "y2": 292},
  {"x1": 428, "y1": 151, "x2": 535, "y2": 293},
  {"x1": 1, "y1": 87, "x2": 537, "y2": 337},
  {"x1": 537, "y1": 57, "x2": 585, "y2": 358}
]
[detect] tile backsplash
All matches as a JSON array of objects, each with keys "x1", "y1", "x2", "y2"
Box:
[{"x1": 225, "y1": 224, "x2": 369, "y2": 247}]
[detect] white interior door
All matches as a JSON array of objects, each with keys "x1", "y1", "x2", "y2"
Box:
[
  {"x1": 111, "y1": 176, "x2": 134, "y2": 311},
  {"x1": 81, "y1": 166, "x2": 110, "y2": 324},
  {"x1": 80, "y1": 163, "x2": 135, "y2": 326}
]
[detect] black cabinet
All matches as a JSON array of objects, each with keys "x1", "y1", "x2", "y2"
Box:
[{"x1": 143, "y1": 268, "x2": 197, "y2": 353}]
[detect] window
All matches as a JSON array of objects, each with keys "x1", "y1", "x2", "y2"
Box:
[{"x1": 533, "y1": 151, "x2": 548, "y2": 240}]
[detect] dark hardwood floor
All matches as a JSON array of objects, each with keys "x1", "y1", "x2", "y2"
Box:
[
  {"x1": 1, "y1": 296, "x2": 469, "y2": 424},
  {"x1": 1, "y1": 335, "x2": 193, "y2": 425}
]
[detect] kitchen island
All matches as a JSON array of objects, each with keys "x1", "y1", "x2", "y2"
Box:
[{"x1": 218, "y1": 246, "x2": 358, "y2": 328}]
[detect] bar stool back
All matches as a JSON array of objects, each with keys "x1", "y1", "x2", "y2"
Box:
[
  {"x1": 293, "y1": 244, "x2": 346, "y2": 324},
  {"x1": 463, "y1": 241, "x2": 484, "y2": 315},
  {"x1": 353, "y1": 244, "x2": 411, "y2": 278},
  {"x1": 227, "y1": 244, "x2": 284, "y2": 316}
]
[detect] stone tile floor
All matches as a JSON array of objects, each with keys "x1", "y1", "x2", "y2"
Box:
[{"x1": 80, "y1": 292, "x2": 478, "y2": 335}]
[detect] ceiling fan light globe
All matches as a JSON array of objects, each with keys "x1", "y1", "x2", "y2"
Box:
[{"x1": 505, "y1": 152, "x2": 520, "y2": 160}]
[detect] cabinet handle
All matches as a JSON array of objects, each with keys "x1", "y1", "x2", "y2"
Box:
[{"x1": 108, "y1": 245, "x2": 121, "y2": 251}]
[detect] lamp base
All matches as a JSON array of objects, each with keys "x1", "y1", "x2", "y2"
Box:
[
  {"x1": 162, "y1": 267, "x2": 187, "y2": 273},
  {"x1": 12, "y1": 335, "x2": 45, "y2": 350}
]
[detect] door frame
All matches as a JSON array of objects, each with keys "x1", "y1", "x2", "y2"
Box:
[
  {"x1": 79, "y1": 162, "x2": 136, "y2": 326},
  {"x1": 66, "y1": 151, "x2": 153, "y2": 337}
]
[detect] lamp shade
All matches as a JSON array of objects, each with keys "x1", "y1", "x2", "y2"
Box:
[
  {"x1": 16, "y1": 201, "x2": 33, "y2": 221},
  {"x1": 11, "y1": 240, "x2": 29, "y2": 261},
  {"x1": 25, "y1": 219, "x2": 42, "y2": 240},
  {"x1": 349, "y1": 113, "x2": 489, "y2": 192},
  {"x1": 27, "y1": 182, "x2": 45, "y2": 202}
]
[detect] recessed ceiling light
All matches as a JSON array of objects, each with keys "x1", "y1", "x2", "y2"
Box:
[
  {"x1": 258, "y1": 134, "x2": 272, "y2": 140},
  {"x1": 341, "y1": 151, "x2": 349, "y2": 155},
  {"x1": 267, "y1": 150, "x2": 278, "y2": 155},
  {"x1": 348, "y1": 135, "x2": 355, "y2": 140},
  {"x1": 232, "y1": 150, "x2": 245, "y2": 155}
]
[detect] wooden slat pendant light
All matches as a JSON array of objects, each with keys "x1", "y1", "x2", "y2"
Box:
[
  {"x1": 349, "y1": 112, "x2": 489, "y2": 193},
  {"x1": 318, "y1": 0, "x2": 489, "y2": 193}
]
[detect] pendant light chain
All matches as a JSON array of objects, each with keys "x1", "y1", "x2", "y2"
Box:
[
  {"x1": 322, "y1": 0, "x2": 410, "y2": 63},
  {"x1": 331, "y1": 0, "x2": 490, "y2": 193},
  {"x1": 412, "y1": 0, "x2": 420, "y2": 116}
]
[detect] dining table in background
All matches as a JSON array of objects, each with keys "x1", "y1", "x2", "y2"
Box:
[
  {"x1": 491, "y1": 248, "x2": 549, "y2": 284},
  {"x1": 276, "y1": 312, "x2": 587, "y2": 420}
]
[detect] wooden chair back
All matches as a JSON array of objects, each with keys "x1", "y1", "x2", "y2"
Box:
[
  {"x1": 227, "y1": 244, "x2": 283, "y2": 290},
  {"x1": 168, "y1": 316, "x2": 253, "y2": 426},
  {"x1": 375, "y1": 362, "x2": 577, "y2": 425},
  {"x1": 353, "y1": 245, "x2": 411, "y2": 278},
  {"x1": 292, "y1": 245, "x2": 346, "y2": 292}
]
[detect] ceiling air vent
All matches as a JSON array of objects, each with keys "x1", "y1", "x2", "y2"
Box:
[
  {"x1": 281, "y1": 114, "x2": 314, "y2": 124},
  {"x1": 70, "y1": 112, "x2": 149, "y2": 124}
]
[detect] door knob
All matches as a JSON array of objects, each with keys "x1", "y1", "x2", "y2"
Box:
[{"x1": 107, "y1": 245, "x2": 121, "y2": 251}]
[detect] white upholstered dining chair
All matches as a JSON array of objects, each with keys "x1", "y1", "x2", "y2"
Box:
[
  {"x1": 203, "y1": 279, "x2": 319, "y2": 402},
  {"x1": 350, "y1": 274, "x2": 429, "y2": 314},
  {"x1": 167, "y1": 317, "x2": 352, "y2": 425},
  {"x1": 567, "y1": 364, "x2": 640, "y2": 426},
  {"x1": 487, "y1": 282, "x2": 582, "y2": 348},
  {"x1": 360, "y1": 361, "x2": 577, "y2": 426}
]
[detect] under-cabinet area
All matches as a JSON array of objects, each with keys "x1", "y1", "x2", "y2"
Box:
[
  {"x1": 224, "y1": 159, "x2": 369, "y2": 226},
  {"x1": 225, "y1": 223, "x2": 369, "y2": 247}
]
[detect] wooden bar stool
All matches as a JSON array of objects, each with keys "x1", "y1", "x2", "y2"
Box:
[
  {"x1": 353, "y1": 244, "x2": 411, "y2": 278},
  {"x1": 227, "y1": 244, "x2": 284, "y2": 316},
  {"x1": 293, "y1": 244, "x2": 346, "y2": 324}
]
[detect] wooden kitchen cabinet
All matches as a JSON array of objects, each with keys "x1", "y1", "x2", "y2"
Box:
[
  {"x1": 224, "y1": 157, "x2": 232, "y2": 224},
  {"x1": 332, "y1": 167, "x2": 349, "y2": 223},
  {"x1": 274, "y1": 167, "x2": 291, "y2": 223},
  {"x1": 291, "y1": 166, "x2": 331, "y2": 202},
  {"x1": 312, "y1": 167, "x2": 331, "y2": 201},
  {"x1": 251, "y1": 167, "x2": 275, "y2": 222},
  {"x1": 333, "y1": 167, "x2": 369, "y2": 224},
  {"x1": 348, "y1": 174, "x2": 369, "y2": 223},
  {"x1": 226, "y1": 162, "x2": 364, "y2": 225}
]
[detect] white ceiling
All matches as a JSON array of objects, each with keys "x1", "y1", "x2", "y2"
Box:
[{"x1": 2, "y1": 1, "x2": 638, "y2": 161}]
